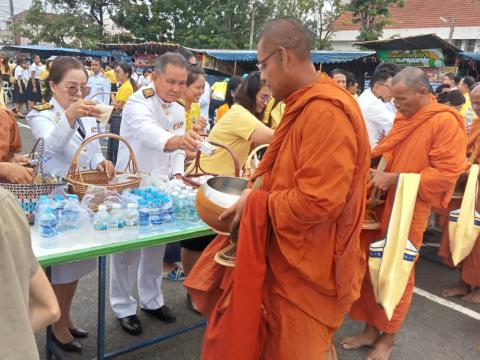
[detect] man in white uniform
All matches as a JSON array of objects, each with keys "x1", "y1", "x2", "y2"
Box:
[
  {"x1": 87, "y1": 58, "x2": 111, "y2": 105},
  {"x1": 111, "y1": 53, "x2": 201, "y2": 336},
  {"x1": 358, "y1": 69, "x2": 397, "y2": 148}
]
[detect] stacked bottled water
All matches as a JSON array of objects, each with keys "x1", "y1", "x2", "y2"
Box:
[{"x1": 36, "y1": 194, "x2": 82, "y2": 248}]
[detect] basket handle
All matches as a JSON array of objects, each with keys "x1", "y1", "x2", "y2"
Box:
[
  {"x1": 184, "y1": 141, "x2": 241, "y2": 178},
  {"x1": 243, "y1": 144, "x2": 269, "y2": 172},
  {"x1": 89, "y1": 92, "x2": 112, "y2": 101},
  {"x1": 67, "y1": 133, "x2": 139, "y2": 182},
  {"x1": 29, "y1": 137, "x2": 46, "y2": 182}
]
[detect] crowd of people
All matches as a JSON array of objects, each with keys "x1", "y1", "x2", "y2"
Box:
[{"x1": 1, "y1": 16, "x2": 480, "y2": 360}]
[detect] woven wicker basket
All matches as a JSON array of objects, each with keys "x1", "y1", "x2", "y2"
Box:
[
  {"x1": 0, "y1": 138, "x2": 66, "y2": 224},
  {"x1": 182, "y1": 141, "x2": 240, "y2": 188},
  {"x1": 65, "y1": 133, "x2": 141, "y2": 199}
]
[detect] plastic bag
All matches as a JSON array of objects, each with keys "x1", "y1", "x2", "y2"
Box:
[
  {"x1": 140, "y1": 169, "x2": 170, "y2": 188},
  {"x1": 80, "y1": 185, "x2": 125, "y2": 215}
]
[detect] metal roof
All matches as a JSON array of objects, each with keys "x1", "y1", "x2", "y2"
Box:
[
  {"x1": 353, "y1": 34, "x2": 460, "y2": 55},
  {"x1": 459, "y1": 52, "x2": 480, "y2": 61},
  {"x1": 2, "y1": 45, "x2": 111, "y2": 58},
  {"x1": 202, "y1": 49, "x2": 376, "y2": 64}
]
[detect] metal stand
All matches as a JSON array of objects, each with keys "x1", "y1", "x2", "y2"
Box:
[{"x1": 45, "y1": 255, "x2": 207, "y2": 359}]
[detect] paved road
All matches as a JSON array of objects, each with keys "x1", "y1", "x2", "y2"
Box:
[
  {"x1": 15, "y1": 117, "x2": 480, "y2": 360},
  {"x1": 33, "y1": 256, "x2": 480, "y2": 360}
]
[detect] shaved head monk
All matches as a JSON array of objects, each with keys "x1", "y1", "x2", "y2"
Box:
[
  {"x1": 342, "y1": 67, "x2": 466, "y2": 359},
  {"x1": 439, "y1": 84, "x2": 480, "y2": 303},
  {"x1": 184, "y1": 17, "x2": 370, "y2": 359}
]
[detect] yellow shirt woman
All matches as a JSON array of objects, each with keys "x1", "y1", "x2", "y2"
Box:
[
  {"x1": 115, "y1": 80, "x2": 134, "y2": 103},
  {"x1": 215, "y1": 103, "x2": 230, "y2": 123},
  {"x1": 187, "y1": 103, "x2": 264, "y2": 176},
  {"x1": 182, "y1": 101, "x2": 201, "y2": 132}
]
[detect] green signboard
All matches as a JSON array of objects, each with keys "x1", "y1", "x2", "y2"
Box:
[{"x1": 377, "y1": 48, "x2": 445, "y2": 68}]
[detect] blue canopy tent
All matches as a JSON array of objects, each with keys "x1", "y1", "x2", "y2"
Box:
[
  {"x1": 193, "y1": 49, "x2": 377, "y2": 79},
  {"x1": 202, "y1": 49, "x2": 376, "y2": 64},
  {"x1": 2, "y1": 45, "x2": 111, "y2": 59}
]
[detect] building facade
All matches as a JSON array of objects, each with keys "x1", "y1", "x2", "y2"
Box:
[{"x1": 332, "y1": 0, "x2": 480, "y2": 51}]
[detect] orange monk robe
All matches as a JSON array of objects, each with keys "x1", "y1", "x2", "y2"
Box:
[
  {"x1": 185, "y1": 74, "x2": 370, "y2": 359},
  {"x1": 350, "y1": 100, "x2": 467, "y2": 333},
  {"x1": 0, "y1": 109, "x2": 22, "y2": 161}
]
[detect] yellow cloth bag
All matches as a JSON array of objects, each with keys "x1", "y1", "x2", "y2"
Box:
[
  {"x1": 368, "y1": 173, "x2": 421, "y2": 320},
  {"x1": 448, "y1": 164, "x2": 480, "y2": 266}
]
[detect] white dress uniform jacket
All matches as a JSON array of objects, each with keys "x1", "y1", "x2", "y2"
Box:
[
  {"x1": 87, "y1": 73, "x2": 111, "y2": 105},
  {"x1": 27, "y1": 97, "x2": 105, "y2": 284},
  {"x1": 116, "y1": 85, "x2": 186, "y2": 176},
  {"x1": 110, "y1": 85, "x2": 186, "y2": 319}
]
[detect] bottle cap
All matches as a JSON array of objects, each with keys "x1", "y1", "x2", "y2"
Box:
[
  {"x1": 138, "y1": 199, "x2": 147, "y2": 206},
  {"x1": 54, "y1": 195, "x2": 64, "y2": 201}
]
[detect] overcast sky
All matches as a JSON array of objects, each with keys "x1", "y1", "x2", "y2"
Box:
[{"x1": 0, "y1": 0, "x2": 33, "y2": 28}]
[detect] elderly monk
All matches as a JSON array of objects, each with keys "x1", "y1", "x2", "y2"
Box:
[
  {"x1": 439, "y1": 84, "x2": 480, "y2": 303},
  {"x1": 341, "y1": 67, "x2": 466, "y2": 360},
  {"x1": 184, "y1": 17, "x2": 370, "y2": 360}
]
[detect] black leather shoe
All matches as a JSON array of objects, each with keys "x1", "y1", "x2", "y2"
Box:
[
  {"x1": 69, "y1": 327, "x2": 88, "y2": 338},
  {"x1": 118, "y1": 315, "x2": 142, "y2": 336},
  {"x1": 52, "y1": 334, "x2": 82, "y2": 352},
  {"x1": 141, "y1": 305, "x2": 176, "y2": 323}
]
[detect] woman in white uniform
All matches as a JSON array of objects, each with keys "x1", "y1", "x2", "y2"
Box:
[{"x1": 27, "y1": 56, "x2": 115, "y2": 352}]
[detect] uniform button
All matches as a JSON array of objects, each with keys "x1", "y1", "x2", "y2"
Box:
[
  {"x1": 83, "y1": 147, "x2": 87, "y2": 152},
  {"x1": 82, "y1": 164, "x2": 87, "y2": 170}
]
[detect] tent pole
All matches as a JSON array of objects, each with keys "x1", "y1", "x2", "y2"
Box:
[{"x1": 233, "y1": 60, "x2": 237, "y2": 76}]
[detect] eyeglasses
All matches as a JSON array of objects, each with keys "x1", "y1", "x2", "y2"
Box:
[
  {"x1": 259, "y1": 94, "x2": 271, "y2": 103},
  {"x1": 256, "y1": 48, "x2": 280, "y2": 71},
  {"x1": 65, "y1": 85, "x2": 91, "y2": 97}
]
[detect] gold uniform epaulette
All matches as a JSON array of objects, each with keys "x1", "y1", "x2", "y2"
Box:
[
  {"x1": 176, "y1": 99, "x2": 185, "y2": 107},
  {"x1": 143, "y1": 88, "x2": 155, "y2": 98},
  {"x1": 33, "y1": 103, "x2": 53, "y2": 111}
]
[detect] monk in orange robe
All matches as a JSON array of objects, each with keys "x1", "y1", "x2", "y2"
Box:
[
  {"x1": 341, "y1": 67, "x2": 466, "y2": 360},
  {"x1": 439, "y1": 84, "x2": 480, "y2": 303},
  {"x1": 184, "y1": 18, "x2": 370, "y2": 359}
]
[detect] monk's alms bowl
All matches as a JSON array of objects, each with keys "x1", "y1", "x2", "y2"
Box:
[{"x1": 196, "y1": 176, "x2": 249, "y2": 235}]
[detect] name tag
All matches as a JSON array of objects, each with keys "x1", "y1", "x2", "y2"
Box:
[{"x1": 173, "y1": 122, "x2": 184, "y2": 131}]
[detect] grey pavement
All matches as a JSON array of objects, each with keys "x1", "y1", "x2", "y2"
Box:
[
  {"x1": 34, "y1": 256, "x2": 480, "y2": 360},
  {"x1": 15, "y1": 116, "x2": 480, "y2": 360}
]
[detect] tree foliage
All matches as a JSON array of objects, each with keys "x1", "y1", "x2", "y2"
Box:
[
  {"x1": 18, "y1": 0, "x2": 372, "y2": 50},
  {"x1": 347, "y1": 0, "x2": 404, "y2": 41},
  {"x1": 16, "y1": 0, "x2": 103, "y2": 47}
]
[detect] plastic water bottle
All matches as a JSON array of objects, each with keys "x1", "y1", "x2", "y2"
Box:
[
  {"x1": 176, "y1": 194, "x2": 186, "y2": 221},
  {"x1": 94, "y1": 205, "x2": 111, "y2": 231},
  {"x1": 150, "y1": 198, "x2": 162, "y2": 225},
  {"x1": 58, "y1": 194, "x2": 80, "y2": 233},
  {"x1": 186, "y1": 193, "x2": 199, "y2": 222},
  {"x1": 138, "y1": 199, "x2": 151, "y2": 227},
  {"x1": 110, "y1": 203, "x2": 125, "y2": 230},
  {"x1": 160, "y1": 194, "x2": 174, "y2": 224},
  {"x1": 38, "y1": 208, "x2": 58, "y2": 246},
  {"x1": 125, "y1": 203, "x2": 139, "y2": 227},
  {"x1": 53, "y1": 195, "x2": 65, "y2": 219}
]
